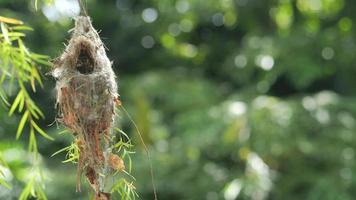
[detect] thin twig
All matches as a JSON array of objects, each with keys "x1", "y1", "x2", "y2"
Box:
[{"x1": 120, "y1": 105, "x2": 158, "y2": 200}]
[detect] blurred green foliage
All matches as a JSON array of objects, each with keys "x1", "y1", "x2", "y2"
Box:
[{"x1": 1, "y1": 0, "x2": 356, "y2": 199}]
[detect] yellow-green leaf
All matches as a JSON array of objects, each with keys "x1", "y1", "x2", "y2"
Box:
[
  {"x1": 1, "y1": 22, "x2": 10, "y2": 43},
  {"x1": 31, "y1": 103, "x2": 45, "y2": 119},
  {"x1": 51, "y1": 145, "x2": 70, "y2": 157},
  {"x1": 0, "y1": 89, "x2": 10, "y2": 107},
  {"x1": 28, "y1": 128, "x2": 38, "y2": 153},
  {"x1": 11, "y1": 25, "x2": 33, "y2": 31},
  {"x1": 31, "y1": 66, "x2": 43, "y2": 88},
  {"x1": 0, "y1": 16, "x2": 23, "y2": 25},
  {"x1": 31, "y1": 120, "x2": 54, "y2": 140},
  {"x1": 16, "y1": 111, "x2": 29, "y2": 139},
  {"x1": 0, "y1": 179, "x2": 11, "y2": 189},
  {"x1": 9, "y1": 90, "x2": 23, "y2": 116},
  {"x1": 30, "y1": 76, "x2": 36, "y2": 92}
]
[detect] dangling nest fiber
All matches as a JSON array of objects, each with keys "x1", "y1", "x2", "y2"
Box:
[{"x1": 52, "y1": 16, "x2": 120, "y2": 200}]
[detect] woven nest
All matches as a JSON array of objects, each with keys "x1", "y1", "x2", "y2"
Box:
[{"x1": 52, "y1": 16, "x2": 119, "y2": 199}]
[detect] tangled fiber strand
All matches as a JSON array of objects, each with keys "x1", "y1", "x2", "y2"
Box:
[{"x1": 52, "y1": 16, "x2": 120, "y2": 200}]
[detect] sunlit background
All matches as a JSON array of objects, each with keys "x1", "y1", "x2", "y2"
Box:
[{"x1": 1, "y1": 0, "x2": 356, "y2": 199}]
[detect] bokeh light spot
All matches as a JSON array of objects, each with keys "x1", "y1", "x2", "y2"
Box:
[
  {"x1": 212, "y1": 13, "x2": 224, "y2": 27},
  {"x1": 321, "y1": 47, "x2": 334, "y2": 60},
  {"x1": 234, "y1": 54, "x2": 247, "y2": 68},
  {"x1": 175, "y1": 0, "x2": 190, "y2": 13},
  {"x1": 224, "y1": 11, "x2": 237, "y2": 27},
  {"x1": 179, "y1": 19, "x2": 193, "y2": 32},
  {"x1": 179, "y1": 43, "x2": 198, "y2": 58},
  {"x1": 142, "y1": 8, "x2": 158, "y2": 23},
  {"x1": 256, "y1": 55, "x2": 274, "y2": 71},
  {"x1": 224, "y1": 179, "x2": 242, "y2": 200},
  {"x1": 338, "y1": 17, "x2": 352, "y2": 32},
  {"x1": 228, "y1": 101, "x2": 247, "y2": 116},
  {"x1": 168, "y1": 23, "x2": 181, "y2": 36},
  {"x1": 141, "y1": 35, "x2": 155, "y2": 49}
]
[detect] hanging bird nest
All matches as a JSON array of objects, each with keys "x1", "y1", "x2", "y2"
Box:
[{"x1": 52, "y1": 16, "x2": 121, "y2": 200}]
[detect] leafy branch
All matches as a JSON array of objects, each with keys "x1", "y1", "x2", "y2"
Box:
[
  {"x1": 0, "y1": 17, "x2": 52, "y2": 153},
  {"x1": 52, "y1": 128, "x2": 138, "y2": 199},
  {"x1": 0, "y1": 16, "x2": 51, "y2": 199}
]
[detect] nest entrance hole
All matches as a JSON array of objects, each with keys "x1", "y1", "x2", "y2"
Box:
[{"x1": 76, "y1": 47, "x2": 94, "y2": 74}]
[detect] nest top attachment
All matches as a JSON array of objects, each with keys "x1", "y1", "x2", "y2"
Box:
[{"x1": 53, "y1": 16, "x2": 117, "y2": 97}]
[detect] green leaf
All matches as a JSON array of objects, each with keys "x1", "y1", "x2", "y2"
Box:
[
  {"x1": 16, "y1": 111, "x2": 29, "y2": 139},
  {"x1": 35, "y1": 0, "x2": 38, "y2": 11},
  {"x1": 51, "y1": 145, "x2": 70, "y2": 157},
  {"x1": 31, "y1": 66, "x2": 43, "y2": 88},
  {"x1": 0, "y1": 32, "x2": 25, "y2": 38},
  {"x1": 19, "y1": 178, "x2": 34, "y2": 200},
  {"x1": 35, "y1": 185, "x2": 48, "y2": 200},
  {"x1": 30, "y1": 102, "x2": 45, "y2": 119},
  {"x1": 11, "y1": 25, "x2": 33, "y2": 31},
  {"x1": 0, "y1": 22, "x2": 10, "y2": 43},
  {"x1": 18, "y1": 94, "x2": 25, "y2": 112},
  {"x1": 0, "y1": 154, "x2": 7, "y2": 167},
  {"x1": 31, "y1": 120, "x2": 54, "y2": 141},
  {"x1": 28, "y1": 128, "x2": 38, "y2": 153},
  {"x1": 0, "y1": 178, "x2": 11, "y2": 189},
  {"x1": 115, "y1": 128, "x2": 131, "y2": 141},
  {"x1": 8, "y1": 90, "x2": 23, "y2": 116},
  {"x1": 0, "y1": 89, "x2": 10, "y2": 107},
  {"x1": 57, "y1": 129, "x2": 70, "y2": 135},
  {"x1": 0, "y1": 16, "x2": 23, "y2": 25},
  {"x1": 30, "y1": 76, "x2": 36, "y2": 92}
]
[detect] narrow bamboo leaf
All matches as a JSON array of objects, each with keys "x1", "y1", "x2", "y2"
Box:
[
  {"x1": 0, "y1": 154, "x2": 7, "y2": 167},
  {"x1": 1, "y1": 22, "x2": 10, "y2": 43},
  {"x1": 18, "y1": 94, "x2": 24, "y2": 112},
  {"x1": 28, "y1": 128, "x2": 38, "y2": 153},
  {"x1": 29, "y1": 108, "x2": 40, "y2": 119},
  {"x1": 31, "y1": 120, "x2": 54, "y2": 140},
  {"x1": 57, "y1": 129, "x2": 70, "y2": 135},
  {"x1": 128, "y1": 155, "x2": 132, "y2": 173},
  {"x1": 16, "y1": 111, "x2": 29, "y2": 139},
  {"x1": 0, "y1": 89, "x2": 10, "y2": 107},
  {"x1": 19, "y1": 179, "x2": 33, "y2": 200},
  {"x1": 0, "y1": 16, "x2": 23, "y2": 25},
  {"x1": 35, "y1": 186, "x2": 48, "y2": 200},
  {"x1": 0, "y1": 179, "x2": 11, "y2": 189},
  {"x1": 8, "y1": 90, "x2": 23, "y2": 116},
  {"x1": 31, "y1": 66, "x2": 43, "y2": 88},
  {"x1": 4, "y1": 32, "x2": 25, "y2": 38},
  {"x1": 51, "y1": 146, "x2": 70, "y2": 157},
  {"x1": 30, "y1": 102, "x2": 45, "y2": 119},
  {"x1": 0, "y1": 61, "x2": 10, "y2": 83},
  {"x1": 35, "y1": 0, "x2": 38, "y2": 11},
  {"x1": 17, "y1": 39, "x2": 27, "y2": 71},
  {"x1": 30, "y1": 53, "x2": 49, "y2": 59},
  {"x1": 11, "y1": 25, "x2": 33, "y2": 31},
  {"x1": 32, "y1": 58, "x2": 51, "y2": 66},
  {"x1": 18, "y1": 39, "x2": 30, "y2": 55},
  {"x1": 30, "y1": 76, "x2": 36, "y2": 92},
  {"x1": 62, "y1": 157, "x2": 78, "y2": 163},
  {"x1": 117, "y1": 128, "x2": 131, "y2": 141}
]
